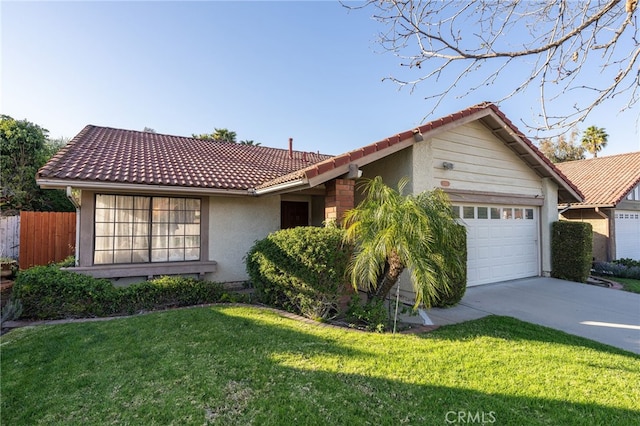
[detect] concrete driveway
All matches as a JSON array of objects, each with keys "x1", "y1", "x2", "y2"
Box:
[{"x1": 425, "y1": 277, "x2": 640, "y2": 354}]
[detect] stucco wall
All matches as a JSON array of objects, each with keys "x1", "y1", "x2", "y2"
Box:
[
  {"x1": 207, "y1": 195, "x2": 280, "y2": 282},
  {"x1": 540, "y1": 178, "x2": 559, "y2": 275},
  {"x1": 358, "y1": 148, "x2": 414, "y2": 204},
  {"x1": 561, "y1": 209, "x2": 611, "y2": 262}
]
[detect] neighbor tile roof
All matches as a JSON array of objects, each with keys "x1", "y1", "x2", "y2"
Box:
[
  {"x1": 37, "y1": 126, "x2": 333, "y2": 190},
  {"x1": 555, "y1": 152, "x2": 640, "y2": 207}
]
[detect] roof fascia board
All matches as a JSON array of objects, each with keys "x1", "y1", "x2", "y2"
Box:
[
  {"x1": 480, "y1": 112, "x2": 583, "y2": 203},
  {"x1": 252, "y1": 179, "x2": 308, "y2": 196},
  {"x1": 417, "y1": 109, "x2": 493, "y2": 138},
  {"x1": 305, "y1": 138, "x2": 416, "y2": 188},
  {"x1": 558, "y1": 203, "x2": 616, "y2": 209},
  {"x1": 36, "y1": 179, "x2": 250, "y2": 197}
]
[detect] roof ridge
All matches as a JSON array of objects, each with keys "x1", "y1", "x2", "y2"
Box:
[
  {"x1": 559, "y1": 151, "x2": 640, "y2": 165},
  {"x1": 80, "y1": 124, "x2": 333, "y2": 157}
]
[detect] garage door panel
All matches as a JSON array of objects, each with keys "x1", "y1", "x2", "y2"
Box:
[
  {"x1": 456, "y1": 204, "x2": 539, "y2": 286},
  {"x1": 615, "y1": 210, "x2": 640, "y2": 260}
]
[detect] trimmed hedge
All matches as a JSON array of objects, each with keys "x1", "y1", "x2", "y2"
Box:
[
  {"x1": 245, "y1": 226, "x2": 351, "y2": 320},
  {"x1": 12, "y1": 266, "x2": 225, "y2": 320},
  {"x1": 12, "y1": 266, "x2": 118, "y2": 319},
  {"x1": 551, "y1": 221, "x2": 593, "y2": 283}
]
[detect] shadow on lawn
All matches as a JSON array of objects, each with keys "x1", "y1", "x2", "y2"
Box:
[
  {"x1": 419, "y1": 314, "x2": 640, "y2": 358},
  {"x1": 1, "y1": 306, "x2": 638, "y2": 425}
]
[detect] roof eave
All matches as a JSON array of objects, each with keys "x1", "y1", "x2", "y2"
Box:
[
  {"x1": 478, "y1": 110, "x2": 584, "y2": 204},
  {"x1": 252, "y1": 178, "x2": 309, "y2": 196},
  {"x1": 36, "y1": 178, "x2": 251, "y2": 197},
  {"x1": 558, "y1": 203, "x2": 617, "y2": 210}
]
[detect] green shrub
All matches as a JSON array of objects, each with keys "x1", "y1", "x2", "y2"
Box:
[
  {"x1": 613, "y1": 258, "x2": 640, "y2": 268},
  {"x1": 53, "y1": 255, "x2": 76, "y2": 268},
  {"x1": 429, "y1": 224, "x2": 467, "y2": 308},
  {"x1": 593, "y1": 262, "x2": 640, "y2": 280},
  {"x1": 0, "y1": 299, "x2": 22, "y2": 326},
  {"x1": 246, "y1": 226, "x2": 351, "y2": 320},
  {"x1": 551, "y1": 221, "x2": 593, "y2": 283},
  {"x1": 119, "y1": 276, "x2": 224, "y2": 314},
  {"x1": 345, "y1": 295, "x2": 387, "y2": 332},
  {"x1": 13, "y1": 266, "x2": 117, "y2": 319},
  {"x1": 12, "y1": 266, "x2": 225, "y2": 320}
]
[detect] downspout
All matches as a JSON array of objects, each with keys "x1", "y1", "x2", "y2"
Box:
[{"x1": 66, "y1": 186, "x2": 80, "y2": 267}]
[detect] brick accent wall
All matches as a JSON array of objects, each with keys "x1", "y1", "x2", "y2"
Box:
[{"x1": 325, "y1": 179, "x2": 355, "y2": 226}]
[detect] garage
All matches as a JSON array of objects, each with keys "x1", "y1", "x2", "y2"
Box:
[
  {"x1": 454, "y1": 204, "x2": 539, "y2": 286},
  {"x1": 615, "y1": 210, "x2": 640, "y2": 260}
]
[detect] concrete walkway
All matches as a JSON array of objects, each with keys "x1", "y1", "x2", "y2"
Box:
[{"x1": 425, "y1": 277, "x2": 640, "y2": 354}]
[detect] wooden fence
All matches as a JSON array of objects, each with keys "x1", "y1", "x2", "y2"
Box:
[
  {"x1": 0, "y1": 215, "x2": 20, "y2": 259},
  {"x1": 19, "y1": 211, "x2": 76, "y2": 269}
]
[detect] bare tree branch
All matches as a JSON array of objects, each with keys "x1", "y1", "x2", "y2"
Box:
[{"x1": 349, "y1": 0, "x2": 639, "y2": 135}]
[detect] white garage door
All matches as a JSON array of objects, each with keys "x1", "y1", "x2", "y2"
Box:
[
  {"x1": 453, "y1": 205, "x2": 540, "y2": 286},
  {"x1": 615, "y1": 210, "x2": 640, "y2": 260}
]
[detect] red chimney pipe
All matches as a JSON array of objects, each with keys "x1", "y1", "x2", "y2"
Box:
[{"x1": 289, "y1": 138, "x2": 293, "y2": 159}]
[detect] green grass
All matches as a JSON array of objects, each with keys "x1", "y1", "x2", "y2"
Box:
[
  {"x1": 613, "y1": 277, "x2": 640, "y2": 294},
  {"x1": 2, "y1": 306, "x2": 639, "y2": 425}
]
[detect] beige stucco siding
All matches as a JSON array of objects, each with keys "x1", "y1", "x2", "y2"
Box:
[
  {"x1": 358, "y1": 148, "x2": 414, "y2": 204},
  {"x1": 561, "y1": 209, "x2": 611, "y2": 262},
  {"x1": 207, "y1": 195, "x2": 280, "y2": 282},
  {"x1": 431, "y1": 122, "x2": 543, "y2": 196}
]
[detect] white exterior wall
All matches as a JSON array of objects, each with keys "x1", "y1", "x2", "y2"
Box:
[
  {"x1": 540, "y1": 178, "x2": 559, "y2": 276},
  {"x1": 208, "y1": 195, "x2": 280, "y2": 282}
]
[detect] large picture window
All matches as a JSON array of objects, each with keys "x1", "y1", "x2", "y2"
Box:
[{"x1": 94, "y1": 195, "x2": 201, "y2": 265}]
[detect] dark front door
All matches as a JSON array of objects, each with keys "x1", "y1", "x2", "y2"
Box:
[{"x1": 281, "y1": 201, "x2": 309, "y2": 229}]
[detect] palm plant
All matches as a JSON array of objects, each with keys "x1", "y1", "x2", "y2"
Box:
[
  {"x1": 581, "y1": 126, "x2": 608, "y2": 158},
  {"x1": 212, "y1": 128, "x2": 237, "y2": 143},
  {"x1": 343, "y1": 176, "x2": 465, "y2": 307}
]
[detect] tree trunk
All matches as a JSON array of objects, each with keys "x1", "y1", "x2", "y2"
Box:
[{"x1": 368, "y1": 251, "x2": 405, "y2": 303}]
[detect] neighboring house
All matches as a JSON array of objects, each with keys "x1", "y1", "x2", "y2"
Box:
[
  {"x1": 37, "y1": 102, "x2": 581, "y2": 302},
  {"x1": 556, "y1": 152, "x2": 640, "y2": 262}
]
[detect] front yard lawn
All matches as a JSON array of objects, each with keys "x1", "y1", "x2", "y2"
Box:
[
  {"x1": 613, "y1": 277, "x2": 640, "y2": 294},
  {"x1": 2, "y1": 306, "x2": 639, "y2": 425}
]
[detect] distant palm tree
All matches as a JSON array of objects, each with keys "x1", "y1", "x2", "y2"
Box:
[
  {"x1": 192, "y1": 128, "x2": 237, "y2": 142},
  {"x1": 342, "y1": 176, "x2": 465, "y2": 307},
  {"x1": 212, "y1": 128, "x2": 237, "y2": 143},
  {"x1": 239, "y1": 140, "x2": 261, "y2": 146},
  {"x1": 581, "y1": 126, "x2": 608, "y2": 158}
]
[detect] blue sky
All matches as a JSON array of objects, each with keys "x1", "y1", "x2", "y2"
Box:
[{"x1": 2, "y1": 1, "x2": 638, "y2": 157}]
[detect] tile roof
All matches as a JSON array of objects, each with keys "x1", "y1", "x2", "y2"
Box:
[
  {"x1": 555, "y1": 152, "x2": 640, "y2": 207},
  {"x1": 262, "y1": 102, "x2": 581, "y2": 203},
  {"x1": 37, "y1": 126, "x2": 333, "y2": 191},
  {"x1": 38, "y1": 102, "x2": 582, "y2": 203}
]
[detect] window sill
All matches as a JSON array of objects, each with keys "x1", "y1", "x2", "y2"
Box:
[{"x1": 64, "y1": 261, "x2": 218, "y2": 280}]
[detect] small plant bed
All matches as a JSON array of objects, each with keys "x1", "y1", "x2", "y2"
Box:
[
  {"x1": 592, "y1": 259, "x2": 640, "y2": 294},
  {"x1": 1, "y1": 307, "x2": 638, "y2": 425}
]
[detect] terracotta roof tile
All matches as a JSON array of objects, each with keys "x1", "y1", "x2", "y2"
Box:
[
  {"x1": 37, "y1": 126, "x2": 333, "y2": 190},
  {"x1": 259, "y1": 101, "x2": 580, "y2": 202},
  {"x1": 555, "y1": 152, "x2": 640, "y2": 206}
]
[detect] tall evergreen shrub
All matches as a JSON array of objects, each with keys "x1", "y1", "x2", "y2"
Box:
[{"x1": 551, "y1": 221, "x2": 592, "y2": 283}]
